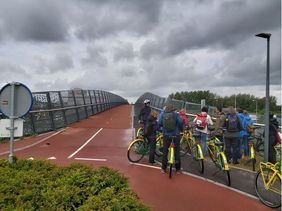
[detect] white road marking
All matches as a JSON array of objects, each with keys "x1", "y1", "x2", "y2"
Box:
[
  {"x1": 47, "y1": 156, "x2": 56, "y2": 160},
  {"x1": 129, "y1": 162, "x2": 161, "y2": 170},
  {"x1": 67, "y1": 128, "x2": 103, "y2": 159},
  {"x1": 75, "y1": 157, "x2": 107, "y2": 162},
  {"x1": 0, "y1": 129, "x2": 66, "y2": 156},
  {"x1": 130, "y1": 160, "x2": 259, "y2": 201}
]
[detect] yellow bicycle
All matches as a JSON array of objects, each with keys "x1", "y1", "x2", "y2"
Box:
[
  {"x1": 207, "y1": 135, "x2": 231, "y2": 186},
  {"x1": 181, "y1": 129, "x2": 204, "y2": 173},
  {"x1": 255, "y1": 144, "x2": 281, "y2": 208}
]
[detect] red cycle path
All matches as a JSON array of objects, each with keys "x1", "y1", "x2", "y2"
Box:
[{"x1": 0, "y1": 105, "x2": 271, "y2": 211}]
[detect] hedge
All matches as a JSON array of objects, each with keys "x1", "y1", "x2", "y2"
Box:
[{"x1": 0, "y1": 159, "x2": 149, "y2": 210}]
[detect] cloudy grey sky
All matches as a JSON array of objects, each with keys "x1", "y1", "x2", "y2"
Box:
[{"x1": 0, "y1": 0, "x2": 281, "y2": 104}]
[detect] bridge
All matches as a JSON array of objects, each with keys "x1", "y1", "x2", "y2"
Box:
[{"x1": 0, "y1": 89, "x2": 274, "y2": 210}]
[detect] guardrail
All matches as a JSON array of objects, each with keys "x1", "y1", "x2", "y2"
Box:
[
  {"x1": 1, "y1": 89, "x2": 128, "y2": 136},
  {"x1": 134, "y1": 92, "x2": 269, "y2": 129}
]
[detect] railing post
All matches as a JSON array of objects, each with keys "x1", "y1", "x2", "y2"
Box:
[
  {"x1": 72, "y1": 90, "x2": 80, "y2": 121},
  {"x1": 46, "y1": 92, "x2": 55, "y2": 130},
  {"x1": 58, "y1": 91, "x2": 67, "y2": 126}
]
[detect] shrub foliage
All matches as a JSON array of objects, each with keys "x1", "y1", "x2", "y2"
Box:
[{"x1": 0, "y1": 159, "x2": 149, "y2": 210}]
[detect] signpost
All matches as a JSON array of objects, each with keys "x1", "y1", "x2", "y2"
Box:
[{"x1": 0, "y1": 82, "x2": 33, "y2": 163}]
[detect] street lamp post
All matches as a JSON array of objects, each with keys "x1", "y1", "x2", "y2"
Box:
[{"x1": 255, "y1": 32, "x2": 271, "y2": 162}]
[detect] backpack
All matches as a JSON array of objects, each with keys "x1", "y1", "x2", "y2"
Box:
[
  {"x1": 195, "y1": 113, "x2": 207, "y2": 130},
  {"x1": 163, "y1": 112, "x2": 177, "y2": 132},
  {"x1": 226, "y1": 114, "x2": 239, "y2": 132}
]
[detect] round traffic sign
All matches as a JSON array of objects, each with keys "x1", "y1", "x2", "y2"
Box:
[{"x1": 0, "y1": 82, "x2": 33, "y2": 118}]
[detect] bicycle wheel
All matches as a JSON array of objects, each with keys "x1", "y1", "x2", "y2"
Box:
[
  {"x1": 155, "y1": 135, "x2": 164, "y2": 157},
  {"x1": 207, "y1": 144, "x2": 216, "y2": 164},
  {"x1": 254, "y1": 137, "x2": 264, "y2": 157},
  {"x1": 136, "y1": 127, "x2": 144, "y2": 138},
  {"x1": 169, "y1": 164, "x2": 173, "y2": 178},
  {"x1": 194, "y1": 145, "x2": 204, "y2": 174},
  {"x1": 127, "y1": 139, "x2": 147, "y2": 163},
  {"x1": 180, "y1": 136, "x2": 190, "y2": 157},
  {"x1": 255, "y1": 167, "x2": 281, "y2": 208},
  {"x1": 219, "y1": 153, "x2": 231, "y2": 186}
]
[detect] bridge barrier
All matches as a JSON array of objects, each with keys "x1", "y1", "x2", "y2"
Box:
[
  {"x1": 1, "y1": 89, "x2": 127, "y2": 136},
  {"x1": 133, "y1": 92, "x2": 266, "y2": 131}
]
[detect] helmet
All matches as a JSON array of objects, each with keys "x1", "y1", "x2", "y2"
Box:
[{"x1": 144, "y1": 99, "x2": 150, "y2": 104}]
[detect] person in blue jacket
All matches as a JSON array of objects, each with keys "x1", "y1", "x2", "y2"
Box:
[
  {"x1": 158, "y1": 104, "x2": 183, "y2": 174},
  {"x1": 241, "y1": 110, "x2": 254, "y2": 159},
  {"x1": 237, "y1": 108, "x2": 245, "y2": 158}
]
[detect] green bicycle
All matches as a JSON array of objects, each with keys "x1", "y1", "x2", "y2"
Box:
[{"x1": 207, "y1": 135, "x2": 231, "y2": 186}]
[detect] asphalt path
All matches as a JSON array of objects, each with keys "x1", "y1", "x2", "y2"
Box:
[{"x1": 0, "y1": 105, "x2": 274, "y2": 211}]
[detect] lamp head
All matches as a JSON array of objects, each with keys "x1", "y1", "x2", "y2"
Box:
[{"x1": 255, "y1": 33, "x2": 271, "y2": 39}]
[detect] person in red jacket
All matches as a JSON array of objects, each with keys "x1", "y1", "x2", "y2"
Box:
[{"x1": 179, "y1": 108, "x2": 188, "y2": 131}]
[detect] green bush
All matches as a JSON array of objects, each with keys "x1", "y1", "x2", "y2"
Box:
[{"x1": 0, "y1": 159, "x2": 149, "y2": 210}]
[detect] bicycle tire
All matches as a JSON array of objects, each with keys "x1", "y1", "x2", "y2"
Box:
[
  {"x1": 127, "y1": 139, "x2": 147, "y2": 163},
  {"x1": 219, "y1": 153, "x2": 231, "y2": 186},
  {"x1": 196, "y1": 145, "x2": 204, "y2": 174},
  {"x1": 136, "y1": 127, "x2": 144, "y2": 138},
  {"x1": 255, "y1": 167, "x2": 281, "y2": 208},
  {"x1": 169, "y1": 164, "x2": 173, "y2": 178},
  {"x1": 254, "y1": 137, "x2": 264, "y2": 157},
  {"x1": 155, "y1": 135, "x2": 164, "y2": 157},
  {"x1": 252, "y1": 158, "x2": 256, "y2": 172},
  {"x1": 207, "y1": 144, "x2": 216, "y2": 164},
  {"x1": 180, "y1": 136, "x2": 190, "y2": 157}
]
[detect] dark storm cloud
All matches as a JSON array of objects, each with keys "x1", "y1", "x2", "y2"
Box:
[
  {"x1": 0, "y1": 0, "x2": 68, "y2": 42},
  {"x1": 34, "y1": 54, "x2": 74, "y2": 73},
  {"x1": 74, "y1": 0, "x2": 163, "y2": 40},
  {"x1": 141, "y1": 0, "x2": 280, "y2": 58}
]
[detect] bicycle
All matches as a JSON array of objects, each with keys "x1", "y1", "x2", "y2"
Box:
[
  {"x1": 207, "y1": 134, "x2": 231, "y2": 186},
  {"x1": 181, "y1": 128, "x2": 204, "y2": 173},
  {"x1": 127, "y1": 135, "x2": 163, "y2": 163},
  {"x1": 156, "y1": 129, "x2": 193, "y2": 158},
  {"x1": 254, "y1": 144, "x2": 281, "y2": 208},
  {"x1": 244, "y1": 136, "x2": 256, "y2": 171},
  {"x1": 136, "y1": 122, "x2": 144, "y2": 138}
]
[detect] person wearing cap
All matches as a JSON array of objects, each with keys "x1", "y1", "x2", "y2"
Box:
[{"x1": 138, "y1": 99, "x2": 151, "y2": 125}]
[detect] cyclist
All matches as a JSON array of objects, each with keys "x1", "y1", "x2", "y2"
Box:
[
  {"x1": 267, "y1": 113, "x2": 280, "y2": 163},
  {"x1": 158, "y1": 104, "x2": 183, "y2": 174},
  {"x1": 241, "y1": 110, "x2": 254, "y2": 159},
  {"x1": 138, "y1": 99, "x2": 151, "y2": 124},
  {"x1": 224, "y1": 106, "x2": 243, "y2": 164},
  {"x1": 213, "y1": 106, "x2": 226, "y2": 142},
  {"x1": 179, "y1": 108, "x2": 189, "y2": 130},
  {"x1": 193, "y1": 106, "x2": 213, "y2": 156},
  {"x1": 144, "y1": 111, "x2": 159, "y2": 164}
]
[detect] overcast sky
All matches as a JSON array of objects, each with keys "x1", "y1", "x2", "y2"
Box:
[{"x1": 0, "y1": 0, "x2": 281, "y2": 104}]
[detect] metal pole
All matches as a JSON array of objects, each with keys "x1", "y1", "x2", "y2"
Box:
[
  {"x1": 264, "y1": 37, "x2": 270, "y2": 162},
  {"x1": 9, "y1": 82, "x2": 15, "y2": 163},
  {"x1": 256, "y1": 100, "x2": 258, "y2": 123}
]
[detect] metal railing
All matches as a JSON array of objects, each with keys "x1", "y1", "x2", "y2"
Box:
[{"x1": 1, "y1": 89, "x2": 128, "y2": 136}]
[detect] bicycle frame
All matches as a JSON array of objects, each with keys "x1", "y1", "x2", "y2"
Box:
[
  {"x1": 168, "y1": 141, "x2": 175, "y2": 164},
  {"x1": 192, "y1": 139, "x2": 204, "y2": 160},
  {"x1": 259, "y1": 162, "x2": 281, "y2": 194},
  {"x1": 207, "y1": 137, "x2": 229, "y2": 171},
  {"x1": 249, "y1": 141, "x2": 255, "y2": 159}
]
